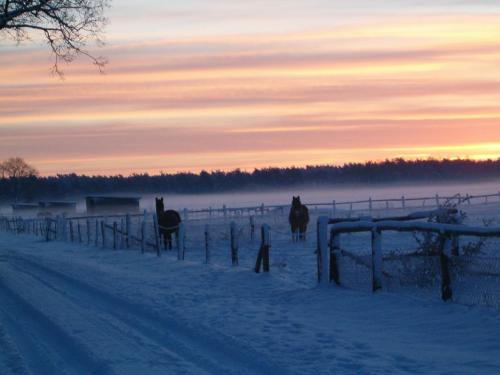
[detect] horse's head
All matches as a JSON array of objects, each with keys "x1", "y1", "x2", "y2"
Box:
[
  {"x1": 155, "y1": 197, "x2": 164, "y2": 215},
  {"x1": 291, "y1": 196, "x2": 302, "y2": 208}
]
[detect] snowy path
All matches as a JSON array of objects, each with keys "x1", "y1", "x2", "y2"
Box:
[
  {"x1": 1, "y1": 234, "x2": 500, "y2": 374},
  {"x1": 0, "y1": 242, "x2": 281, "y2": 374}
]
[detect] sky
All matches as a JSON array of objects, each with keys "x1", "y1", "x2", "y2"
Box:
[{"x1": 1, "y1": 0, "x2": 500, "y2": 176}]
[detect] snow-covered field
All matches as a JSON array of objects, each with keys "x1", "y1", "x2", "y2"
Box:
[{"x1": 1, "y1": 200, "x2": 500, "y2": 374}]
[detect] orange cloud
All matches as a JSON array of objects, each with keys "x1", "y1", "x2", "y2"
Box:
[{"x1": 1, "y1": 13, "x2": 500, "y2": 175}]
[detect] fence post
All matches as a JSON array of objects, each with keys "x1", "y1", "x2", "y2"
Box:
[
  {"x1": 125, "y1": 214, "x2": 131, "y2": 248},
  {"x1": 69, "y1": 220, "x2": 74, "y2": 242},
  {"x1": 45, "y1": 218, "x2": 51, "y2": 242},
  {"x1": 94, "y1": 219, "x2": 99, "y2": 246},
  {"x1": 153, "y1": 214, "x2": 161, "y2": 257},
  {"x1": 260, "y1": 203, "x2": 265, "y2": 216},
  {"x1": 371, "y1": 227, "x2": 382, "y2": 292},
  {"x1": 249, "y1": 215, "x2": 255, "y2": 241},
  {"x1": 101, "y1": 220, "x2": 106, "y2": 248},
  {"x1": 230, "y1": 221, "x2": 239, "y2": 266},
  {"x1": 439, "y1": 233, "x2": 453, "y2": 301},
  {"x1": 61, "y1": 214, "x2": 67, "y2": 241},
  {"x1": 435, "y1": 194, "x2": 440, "y2": 207},
  {"x1": 401, "y1": 196, "x2": 406, "y2": 210},
  {"x1": 113, "y1": 222, "x2": 118, "y2": 250},
  {"x1": 141, "y1": 220, "x2": 146, "y2": 253},
  {"x1": 55, "y1": 215, "x2": 61, "y2": 240},
  {"x1": 77, "y1": 221, "x2": 82, "y2": 243},
  {"x1": 204, "y1": 224, "x2": 210, "y2": 264},
  {"x1": 255, "y1": 224, "x2": 270, "y2": 273},
  {"x1": 119, "y1": 218, "x2": 125, "y2": 249},
  {"x1": 183, "y1": 208, "x2": 189, "y2": 221},
  {"x1": 368, "y1": 197, "x2": 373, "y2": 214},
  {"x1": 223, "y1": 205, "x2": 227, "y2": 219},
  {"x1": 332, "y1": 200, "x2": 336, "y2": 217},
  {"x1": 177, "y1": 222, "x2": 185, "y2": 260},
  {"x1": 83, "y1": 219, "x2": 89, "y2": 244},
  {"x1": 329, "y1": 230, "x2": 341, "y2": 284},
  {"x1": 317, "y1": 216, "x2": 329, "y2": 284}
]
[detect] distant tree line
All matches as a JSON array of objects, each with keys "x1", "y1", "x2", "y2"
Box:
[{"x1": 0, "y1": 158, "x2": 499, "y2": 202}]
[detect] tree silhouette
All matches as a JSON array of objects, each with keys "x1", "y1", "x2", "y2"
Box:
[
  {"x1": 0, "y1": 157, "x2": 39, "y2": 202},
  {"x1": 0, "y1": 0, "x2": 110, "y2": 75}
]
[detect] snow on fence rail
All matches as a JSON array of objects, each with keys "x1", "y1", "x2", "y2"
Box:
[{"x1": 317, "y1": 214, "x2": 500, "y2": 302}]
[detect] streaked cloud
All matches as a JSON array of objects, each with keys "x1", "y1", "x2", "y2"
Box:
[{"x1": 1, "y1": 3, "x2": 499, "y2": 175}]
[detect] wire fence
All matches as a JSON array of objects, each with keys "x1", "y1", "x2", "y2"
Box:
[{"x1": 1, "y1": 190, "x2": 500, "y2": 307}]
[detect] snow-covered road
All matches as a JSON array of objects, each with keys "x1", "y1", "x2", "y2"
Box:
[{"x1": 1, "y1": 234, "x2": 499, "y2": 374}]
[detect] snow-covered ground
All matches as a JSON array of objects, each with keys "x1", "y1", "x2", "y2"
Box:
[{"x1": 1, "y1": 200, "x2": 500, "y2": 375}]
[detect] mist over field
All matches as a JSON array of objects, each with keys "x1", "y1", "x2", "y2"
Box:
[{"x1": 72, "y1": 179, "x2": 500, "y2": 213}]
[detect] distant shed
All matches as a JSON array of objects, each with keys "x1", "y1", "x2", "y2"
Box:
[
  {"x1": 38, "y1": 201, "x2": 77, "y2": 216},
  {"x1": 85, "y1": 196, "x2": 141, "y2": 215},
  {"x1": 11, "y1": 203, "x2": 39, "y2": 216}
]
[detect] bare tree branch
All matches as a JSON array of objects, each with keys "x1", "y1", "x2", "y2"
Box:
[{"x1": 0, "y1": 0, "x2": 110, "y2": 76}]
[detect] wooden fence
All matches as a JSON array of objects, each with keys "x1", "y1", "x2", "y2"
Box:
[{"x1": 316, "y1": 213, "x2": 500, "y2": 301}]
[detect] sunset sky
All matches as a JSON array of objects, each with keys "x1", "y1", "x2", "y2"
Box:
[{"x1": 1, "y1": 0, "x2": 500, "y2": 176}]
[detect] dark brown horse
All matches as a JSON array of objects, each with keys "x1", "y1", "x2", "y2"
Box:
[
  {"x1": 289, "y1": 196, "x2": 309, "y2": 241},
  {"x1": 155, "y1": 197, "x2": 181, "y2": 250}
]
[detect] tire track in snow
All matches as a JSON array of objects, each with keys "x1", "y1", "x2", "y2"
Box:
[
  {"x1": 0, "y1": 272, "x2": 113, "y2": 375},
  {"x1": 7, "y1": 253, "x2": 286, "y2": 375},
  {"x1": 0, "y1": 323, "x2": 30, "y2": 375}
]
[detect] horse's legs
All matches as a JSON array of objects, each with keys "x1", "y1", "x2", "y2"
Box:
[
  {"x1": 165, "y1": 232, "x2": 172, "y2": 250},
  {"x1": 291, "y1": 224, "x2": 297, "y2": 242},
  {"x1": 299, "y1": 224, "x2": 307, "y2": 241}
]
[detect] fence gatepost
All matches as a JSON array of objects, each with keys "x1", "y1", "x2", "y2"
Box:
[
  {"x1": 255, "y1": 224, "x2": 270, "y2": 273},
  {"x1": 205, "y1": 224, "x2": 210, "y2": 264},
  {"x1": 317, "y1": 216, "x2": 329, "y2": 284},
  {"x1": 230, "y1": 221, "x2": 239, "y2": 266},
  {"x1": 371, "y1": 226, "x2": 382, "y2": 292},
  {"x1": 177, "y1": 222, "x2": 185, "y2": 260},
  {"x1": 439, "y1": 233, "x2": 453, "y2": 301}
]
